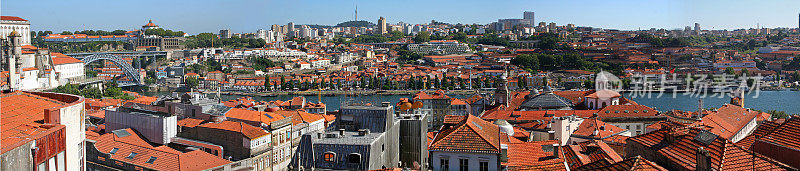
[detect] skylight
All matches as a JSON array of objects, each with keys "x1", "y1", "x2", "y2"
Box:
[
  {"x1": 472, "y1": 121, "x2": 483, "y2": 130},
  {"x1": 126, "y1": 152, "x2": 138, "y2": 159},
  {"x1": 109, "y1": 148, "x2": 119, "y2": 154},
  {"x1": 146, "y1": 157, "x2": 157, "y2": 164}
]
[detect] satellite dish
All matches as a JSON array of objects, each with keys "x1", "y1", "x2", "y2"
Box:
[
  {"x1": 399, "y1": 102, "x2": 412, "y2": 111},
  {"x1": 412, "y1": 101, "x2": 423, "y2": 109}
]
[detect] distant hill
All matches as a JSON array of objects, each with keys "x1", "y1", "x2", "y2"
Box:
[{"x1": 336, "y1": 20, "x2": 375, "y2": 27}]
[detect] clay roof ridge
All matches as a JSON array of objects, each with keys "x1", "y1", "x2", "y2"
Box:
[
  {"x1": 465, "y1": 117, "x2": 500, "y2": 151},
  {"x1": 105, "y1": 130, "x2": 183, "y2": 163}
]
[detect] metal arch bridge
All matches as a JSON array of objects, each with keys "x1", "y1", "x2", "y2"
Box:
[{"x1": 80, "y1": 53, "x2": 142, "y2": 86}]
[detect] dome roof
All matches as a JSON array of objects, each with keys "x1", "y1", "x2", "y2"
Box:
[
  {"x1": 494, "y1": 119, "x2": 514, "y2": 136},
  {"x1": 143, "y1": 20, "x2": 158, "y2": 27},
  {"x1": 519, "y1": 93, "x2": 573, "y2": 110}
]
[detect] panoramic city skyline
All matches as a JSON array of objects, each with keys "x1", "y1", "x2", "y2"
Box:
[{"x1": 3, "y1": 0, "x2": 800, "y2": 34}]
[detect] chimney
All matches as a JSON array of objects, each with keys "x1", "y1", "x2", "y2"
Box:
[
  {"x1": 696, "y1": 147, "x2": 713, "y2": 171},
  {"x1": 666, "y1": 131, "x2": 676, "y2": 144},
  {"x1": 339, "y1": 129, "x2": 345, "y2": 136},
  {"x1": 500, "y1": 144, "x2": 509, "y2": 162},
  {"x1": 552, "y1": 144, "x2": 560, "y2": 158},
  {"x1": 358, "y1": 129, "x2": 370, "y2": 136},
  {"x1": 44, "y1": 108, "x2": 60, "y2": 124}
]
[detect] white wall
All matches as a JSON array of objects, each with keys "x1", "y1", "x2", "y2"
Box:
[
  {"x1": 59, "y1": 100, "x2": 86, "y2": 171},
  {"x1": 431, "y1": 151, "x2": 498, "y2": 171},
  {"x1": 55, "y1": 63, "x2": 85, "y2": 80}
]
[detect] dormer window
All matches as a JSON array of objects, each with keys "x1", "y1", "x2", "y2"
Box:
[
  {"x1": 323, "y1": 152, "x2": 336, "y2": 162},
  {"x1": 348, "y1": 153, "x2": 361, "y2": 164}
]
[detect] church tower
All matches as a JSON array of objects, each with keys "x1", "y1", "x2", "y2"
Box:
[
  {"x1": 6, "y1": 30, "x2": 22, "y2": 91},
  {"x1": 495, "y1": 68, "x2": 510, "y2": 106}
]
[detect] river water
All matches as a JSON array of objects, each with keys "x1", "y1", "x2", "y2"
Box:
[
  {"x1": 625, "y1": 90, "x2": 800, "y2": 114},
  {"x1": 140, "y1": 90, "x2": 800, "y2": 113}
]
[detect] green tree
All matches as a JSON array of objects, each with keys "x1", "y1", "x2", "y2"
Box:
[
  {"x1": 280, "y1": 76, "x2": 286, "y2": 90},
  {"x1": 264, "y1": 76, "x2": 271, "y2": 91},
  {"x1": 413, "y1": 31, "x2": 431, "y2": 43},
  {"x1": 724, "y1": 67, "x2": 736, "y2": 75},
  {"x1": 511, "y1": 54, "x2": 540, "y2": 71},
  {"x1": 81, "y1": 87, "x2": 102, "y2": 99},
  {"x1": 185, "y1": 77, "x2": 199, "y2": 89},
  {"x1": 768, "y1": 110, "x2": 790, "y2": 120}
]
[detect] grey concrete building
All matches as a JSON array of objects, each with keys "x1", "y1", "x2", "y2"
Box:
[
  {"x1": 130, "y1": 37, "x2": 185, "y2": 50},
  {"x1": 105, "y1": 104, "x2": 178, "y2": 144},
  {"x1": 398, "y1": 113, "x2": 429, "y2": 169},
  {"x1": 293, "y1": 102, "x2": 402, "y2": 170}
]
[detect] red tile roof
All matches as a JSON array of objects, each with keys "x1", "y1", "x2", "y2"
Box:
[
  {"x1": 505, "y1": 140, "x2": 568, "y2": 170},
  {"x1": 572, "y1": 118, "x2": 626, "y2": 139},
  {"x1": 225, "y1": 108, "x2": 285, "y2": 125},
  {"x1": 627, "y1": 126, "x2": 792, "y2": 170},
  {"x1": 597, "y1": 105, "x2": 659, "y2": 118},
  {"x1": 52, "y1": 56, "x2": 83, "y2": 65},
  {"x1": 91, "y1": 128, "x2": 230, "y2": 170},
  {"x1": 1, "y1": 91, "x2": 71, "y2": 153},
  {"x1": 1, "y1": 16, "x2": 27, "y2": 21},
  {"x1": 585, "y1": 90, "x2": 621, "y2": 99},
  {"x1": 735, "y1": 118, "x2": 786, "y2": 149},
  {"x1": 563, "y1": 140, "x2": 622, "y2": 168},
  {"x1": 575, "y1": 156, "x2": 667, "y2": 171},
  {"x1": 197, "y1": 121, "x2": 270, "y2": 139},
  {"x1": 430, "y1": 115, "x2": 500, "y2": 153},
  {"x1": 275, "y1": 109, "x2": 325, "y2": 126},
  {"x1": 699, "y1": 104, "x2": 762, "y2": 140},
  {"x1": 177, "y1": 118, "x2": 205, "y2": 128}
]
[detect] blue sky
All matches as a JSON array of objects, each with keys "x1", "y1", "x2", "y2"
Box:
[{"x1": 2, "y1": 0, "x2": 800, "y2": 34}]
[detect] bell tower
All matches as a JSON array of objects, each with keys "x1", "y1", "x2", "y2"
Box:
[{"x1": 6, "y1": 30, "x2": 22, "y2": 91}]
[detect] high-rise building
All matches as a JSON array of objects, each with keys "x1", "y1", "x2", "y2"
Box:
[
  {"x1": 524, "y1": 11, "x2": 535, "y2": 20},
  {"x1": 378, "y1": 17, "x2": 387, "y2": 34},
  {"x1": 288, "y1": 22, "x2": 296, "y2": 38},
  {"x1": 271, "y1": 24, "x2": 281, "y2": 33},
  {"x1": 694, "y1": 23, "x2": 701, "y2": 35},
  {"x1": 219, "y1": 29, "x2": 232, "y2": 39}
]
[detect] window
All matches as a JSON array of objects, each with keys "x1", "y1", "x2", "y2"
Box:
[
  {"x1": 480, "y1": 161, "x2": 489, "y2": 171},
  {"x1": 323, "y1": 152, "x2": 336, "y2": 162},
  {"x1": 126, "y1": 152, "x2": 138, "y2": 159},
  {"x1": 146, "y1": 157, "x2": 157, "y2": 164},
  {"x1": 459, "y1": 159, "x2": 469, "y2": 171},
  {"x1": 348, "y1": 153, "x2": 361, "y2": 164},
  {"x1": 109, "y1": 148, "x2": 119, "y2": 154},
  {"x1": 440, "y1": 158, "x2": 449, "y2": 171}
]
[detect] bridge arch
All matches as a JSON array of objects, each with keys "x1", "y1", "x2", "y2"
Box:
[{"x1": 80, "y1": 53, "x2": 141, "y2": 85}]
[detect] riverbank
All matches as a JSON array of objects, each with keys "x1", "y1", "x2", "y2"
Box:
[{"x1": 213, "y1": 89, "x2": 488, "y2": 97}]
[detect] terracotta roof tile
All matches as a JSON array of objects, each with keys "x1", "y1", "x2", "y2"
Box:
[
  {"x1": 575, "y1": 156, "x2": 668, "y2": 171},
  {"x1": 563, "y1": 140, "x2": 623, "y2": 168},
  {"x1": 197, "y1": 121, "x2": 270, "y2": 139},
  {"x1": 627, "y1": 126, "x2": 792, "y2": 170},
  {"x1": 505, "y1": 140, "x2": 568, "y2": 170},
  {"x1": 92, "y1": 128, "x2": 230, "y2": 170},
  {"x1": 430, "y1": 115, "x2": 500, "y2": 153}
]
